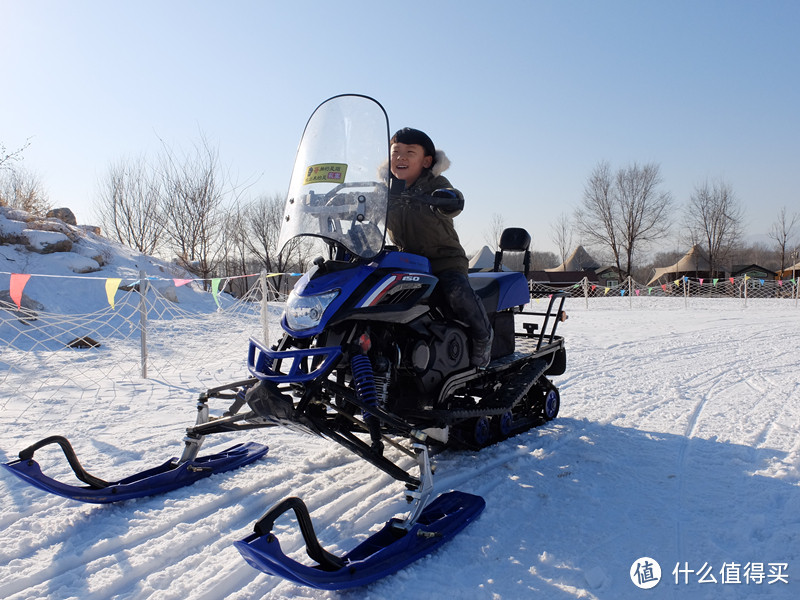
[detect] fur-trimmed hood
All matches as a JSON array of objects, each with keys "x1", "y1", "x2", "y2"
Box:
[{"x1": 430, "y1": 149, "x2": 450, "y2": 177}]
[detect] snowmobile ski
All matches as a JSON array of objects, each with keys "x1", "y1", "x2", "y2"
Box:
[
  {"x1": 234, "y1": 490, "x2": 485, "y2": 590},
  {"x1": 2, "y1": 436, "x2": 268, "y2": 504}
]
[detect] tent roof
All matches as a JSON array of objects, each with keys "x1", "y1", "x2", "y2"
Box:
[
  {"x1": 545, "y1": 245, "x2": 600, "y2": 272},
  {"x1": 468, "y1": 245, "x2": 496, "y2": 271},
  {"x1": 779, "y1": 261, "x2": 800, "y2": 276},
  {"x1": 647, "y1": 245, "x2": 711, "y2": 285}
]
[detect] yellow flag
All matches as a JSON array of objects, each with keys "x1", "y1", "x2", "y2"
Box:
[{"x1": 106, "y1": 278, "x2": 122, "y2": 308}]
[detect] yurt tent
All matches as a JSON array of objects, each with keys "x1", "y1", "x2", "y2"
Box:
[
  {"x1": 546, "y1": 245, "x2": 601, "y2": 272},
  {"x1": 647, "y1": 245, "x2": 711, "y2": 285}
]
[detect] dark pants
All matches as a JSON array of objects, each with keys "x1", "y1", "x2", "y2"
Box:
[{"x1": 436, "y1": 270, "x2": 492, "y2": 342}]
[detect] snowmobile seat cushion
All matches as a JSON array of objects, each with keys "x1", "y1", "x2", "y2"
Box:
[
  {"x1": 468, "y1": 272, "x2": 529, "y2": 313},
  {"x1": 498, "y1": 228, "x2": 531, "y2": 252}
]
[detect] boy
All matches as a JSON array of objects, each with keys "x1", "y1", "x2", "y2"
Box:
[{"x1": 386, "y1": 127, "x2": 493, "y2": 368}]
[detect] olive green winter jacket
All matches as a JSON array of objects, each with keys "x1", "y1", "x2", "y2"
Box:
[{"x1": 386, "y1": 166, "x2": 469, "y2": 276}]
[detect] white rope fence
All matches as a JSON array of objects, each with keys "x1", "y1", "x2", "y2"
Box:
[
  {"x1": 3, "y1": 270, "x2": 798, "y2": 412},
  {"x1": 530, "y1": 275, "x2": 800, "y2": 309},
  {"x1": 0, "y1": 270, "x2": 288, "y2": 411}
]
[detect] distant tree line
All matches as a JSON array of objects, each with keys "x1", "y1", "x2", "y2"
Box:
[
  {"x1": 90, "y1": 136, "x2": 315, "y2": 296},
  {"x1": 486, "y1": 160, "x2": 798, "y2": 281},
  {"x1": 0, "y1": 136, "x2": 310, "y2": 298},
  {"x1": 5, "y1": 137, "x2": 798, "y2": 291}
]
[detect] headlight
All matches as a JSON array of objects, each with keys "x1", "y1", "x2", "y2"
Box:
[{"x1": 285, "y1": 290, "x2": 339, "y2": 330}]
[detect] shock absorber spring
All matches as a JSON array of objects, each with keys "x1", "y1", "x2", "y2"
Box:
[{"x1": 350, "y1": 354, "x2": 383, "y2": 453}]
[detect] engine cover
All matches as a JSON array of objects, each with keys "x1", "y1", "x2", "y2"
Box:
[{"x1": 408, "y1": 323, "x2": 469, "y2": 395}]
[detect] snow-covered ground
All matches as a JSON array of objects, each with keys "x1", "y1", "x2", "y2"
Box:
[{"x1": 2, "y1": 298, "x2": 799, "y2": 600}]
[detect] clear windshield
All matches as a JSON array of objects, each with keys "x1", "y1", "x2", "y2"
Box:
[{"x1": 278, "y1": 95, "x2": 389, "y2": 259}]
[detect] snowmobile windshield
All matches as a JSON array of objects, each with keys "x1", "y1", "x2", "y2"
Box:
[{"x1": 278, "y1": 95, "x2": 390, "y2": 260}]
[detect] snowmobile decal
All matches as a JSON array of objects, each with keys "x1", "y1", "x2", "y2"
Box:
[{"x1": 303, "y1": 162, "x2": 348, "y2": 185}]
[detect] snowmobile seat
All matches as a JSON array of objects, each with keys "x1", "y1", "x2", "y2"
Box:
[
  {"x1": 468, "y1": 271, "x2": 529, "y2": 314},
  {"x1": 493, "y1": 227, "x2": 531, "y2": 276},
  {"x1": 468, "y1": 271, "x2": 530, "y2": 359}
]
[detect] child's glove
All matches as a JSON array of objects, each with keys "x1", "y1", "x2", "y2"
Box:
[{"x1": 426, "y1": 188, "x2": 464, "y2": 212}]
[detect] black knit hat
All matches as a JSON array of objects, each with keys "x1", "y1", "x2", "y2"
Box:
[{"x1": 391, "y1": 128, "x2": 436, "y2": 159}]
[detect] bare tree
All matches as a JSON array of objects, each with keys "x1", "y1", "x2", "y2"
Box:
[
  {"x1": 244, "y1": 192, "x2": 311, "y2": 298},
  {"x1": 220, "y1": 200, "x2": 251, "y2": 277},
  {"x1": 550, "y1": 212, "x2": 573, "y2": 270},
  {"x1": 683, "y1": 179, "x2": 743, "y2": 276},
  {"x1": 576, "y1": 161, "x2": 672, "y2": 275},
  {"x1": 94, "y1": 156, "x2": 163, "y2": 255},
  {"x1": 768, "y1": 206, "x2": 799, "y2": 271},
  {"x1": 483, "y1": 213, "x2": 505, "y2": 248},
  {"x1": 615, "y1": 163, "x2": 673, "y2": 273},
  {"x1": 0, "y1": 139, "x2": 31, "y2": 172},
  {"x1": 158, "y1": 136, "x2": 228, "y2": 288},
  {"x1": 575, "y1": 161, "x2": 620, "y2": 269},
  {"x1": 0, "y1": 139, "x2": 50, "y2": 214},
  {"x1": 0, "y1": 165, "x2": 51, "y2": 215}
]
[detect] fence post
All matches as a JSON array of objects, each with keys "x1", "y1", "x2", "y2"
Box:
[
  {"x1": 684, "y1": 276, "x2": 688, "y2": 309},
  {"x1": 260, "y1": 270, "x2": 270, "y2": 347},
  {"x1": 743, "y1": 275, "x2": 748, "y2": 308},
  {"x1": 583, "y1": 277, "x2": 589, "y2": 309},
  {"x1": 139, "y1": 270, "x2": 148, "y2": 379},
  {"x1": 628, "y1": 276, "x2": 633, "y2": 309}
]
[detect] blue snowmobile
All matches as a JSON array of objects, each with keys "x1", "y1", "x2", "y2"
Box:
[{"x1": 4, "y1": 94, "x2": 567, "y2": 590}]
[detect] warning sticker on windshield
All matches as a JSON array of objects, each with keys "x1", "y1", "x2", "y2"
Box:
[{"x1": 303, "y1": 163, "x2": 347, "y2": 185}]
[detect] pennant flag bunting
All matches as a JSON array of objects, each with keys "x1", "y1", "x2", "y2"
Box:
[
  {"x1": 699, "y1": 278, "x2": 704, "y2": 285},
  {"x1": 211, "y1": 278, "x2": 223, "y2": 307},
  {"x1": 661, "y1": 284, "x2": 667, "y2": 292},
  {"x1": 105, "y1": 278, "x2": 122, "y2": 308},
  {"x1": 713, "y1": 278, "x2": 719, "y2": 286},
  {"x1": 173, "y1": 278, "x2": 193, "y2": 287},
  {"x1": 10, "y1": 273, "x2": 31, "y2": 309}
]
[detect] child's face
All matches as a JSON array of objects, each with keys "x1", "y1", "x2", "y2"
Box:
[{"x1": 390, "y1": 142, "x2": 433, "y2": 186}]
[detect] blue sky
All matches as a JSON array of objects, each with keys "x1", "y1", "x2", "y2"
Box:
[{"x1": 3, "y1": 0, "x2": 798, "y2": 257}]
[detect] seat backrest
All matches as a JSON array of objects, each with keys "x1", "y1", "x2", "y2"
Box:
[{"x1": 493, "y1": 227, "x2": 532, "y2": 276}]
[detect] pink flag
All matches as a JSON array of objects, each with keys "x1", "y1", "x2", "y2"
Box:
[
  {"x1": 173, "y1": 278, "x2": 193, "y2": 287},
  {"x1": 10, "y1": 273, "x2": 31, "y2": 309}
]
